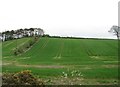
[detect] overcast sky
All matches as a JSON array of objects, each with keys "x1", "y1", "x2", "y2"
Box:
[{"x1": 0, "y1": 0, "x2": 119, "y2": 39}]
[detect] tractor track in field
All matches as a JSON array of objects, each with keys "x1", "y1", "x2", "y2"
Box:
[
  {"x1": 80, "y1": 41, "x2": 95, "y2": 56},
  {"x1": 22, "y1": 37, "x2": 41, "y2": 54},
  {"x1": 11, "y1": 37, "x2": 41, "y2": 56},
  {"x1": 34, "y1": 38, "x2": 50, "y2": 55},
  {"x1": 12, "y1": 38, "x2": 31, "y2": 50},
  {"x1": 3, "y1": 41, "x2": 14, "y2": 48},
  {"x1": 54, "y1": 39, "x2": 64, "y2": 59},
  {"x1": 30, "y1": 38, "x2": 50, "y2": 57},
  {"x1": 40, "y1": 38, "x2": 50, "y2": 50}
]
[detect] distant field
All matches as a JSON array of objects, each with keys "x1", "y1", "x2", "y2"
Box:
[{"x1": 2, "y1": 37, "x2": 118, "y2": 85}]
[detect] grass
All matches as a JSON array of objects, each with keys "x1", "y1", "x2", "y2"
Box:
[{"x1": 2, "y1": 37, "x2": 119, "y2": 85}]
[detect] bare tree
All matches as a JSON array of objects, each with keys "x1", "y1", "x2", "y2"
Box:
[{"x1": 109, "y1": 25, "x2": 120, "y2": 40}]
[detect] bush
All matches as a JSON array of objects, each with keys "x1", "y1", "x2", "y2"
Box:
[
  {"x1": 2, "y1": 70, "x2": 44, "y2": 86},
  {"x1": 13, "y1": 47, "x2": 24, "y2": 56}
]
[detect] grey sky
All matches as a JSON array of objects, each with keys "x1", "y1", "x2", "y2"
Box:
[{"x1": 0, "y1": 0, "x2": 119, "y2": 39}]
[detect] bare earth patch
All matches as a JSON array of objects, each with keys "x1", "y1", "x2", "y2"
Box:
[
  {"x1": 44, "y1": 77, "x2": 84, "y2": 85},
  {"x1": 53, "y1": 56, "x2": 61, "y2": 60},
  {"x1": 3, "y1": 56, "x2": 14, "y2": 59},
  {"x1": 82, "y1": 78, "x2": 118, "y2": 85},
  {"x1": 102, "y1": 65, "x2": 118, "y2": 68},
  {"x1": 103, "y1": 61, "x2": 118, "y2": 63},
  {"x1": 2, "y1": 62, "x2": 11, "y2": 66},
  {"x1": 16, "y1": 64, "x2": 66, "y2": 69},
  {"x1": 90, "y1": 56, "x2": 103, "y2": 60},
  {"x1": 16, "y1": 57, "x2": 31, "y2": 60}
]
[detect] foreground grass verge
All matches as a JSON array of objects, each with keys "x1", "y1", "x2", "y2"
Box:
[{"x1": 2, "y1": 64, "x2": 118, "y2": 85}]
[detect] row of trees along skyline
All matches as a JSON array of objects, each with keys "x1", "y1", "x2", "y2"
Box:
[
  {"x1": 0, "y1": 28, "x2": 44, "y2": 41},
  {"x1": 0, "y1": 25, "x2": 120, "y2": 41}
]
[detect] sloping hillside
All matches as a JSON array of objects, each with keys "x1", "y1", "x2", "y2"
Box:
[{"x1": 2, "y1": 37, "x2": 118, "y2": 85}]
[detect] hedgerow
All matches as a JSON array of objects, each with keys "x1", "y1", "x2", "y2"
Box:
[{"x1": 13, "y1": 37, "x2": 39, "y2": 56}]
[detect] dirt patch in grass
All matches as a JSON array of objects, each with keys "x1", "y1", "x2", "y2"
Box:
[
  {"x1": 16, "y1": 64, "x2": 66, "y2": 69},
  {"x1": 102, "y1": 65, "x2": 118, "y2": 68},
  {"x1": 43, "y1": 77, "x2": 118, "y2": 85},
  {"x1": 53, "y1": 56, "x2": 61, "y2": 60},
  {"x1": 3, "y1": 56, "x2": 14, "y2": 59},
  {"x1": 2, "y1": 61, "x2": 66, "y2": 69},
  {"x1": 90, "y1": 56, "x2": 103, "y2": 60},
  {"x1": 43, "y1": 77, "x2": 84, "y2": 85},
  {"x1": 82, "y1": 78, "x2": 118, "y2": 85},
  {"x1": 16, "y1": 57, "x2": 31, "y2": 60},
  {"x1": 103, "y1": 61, "x2": 118, "y2": 63},
  {"x1": 73, "y1": 65, "x2": 92, "y2": 69},
  {"x1": 2, "y1": 62, "x2": 11, "y2": 66}
]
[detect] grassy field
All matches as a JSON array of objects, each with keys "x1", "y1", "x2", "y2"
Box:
[{"x1": 2, "y1": 37, "x2": 118, "y2": 85}]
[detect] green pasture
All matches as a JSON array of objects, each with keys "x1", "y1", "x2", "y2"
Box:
[{"x1": 2, "y1": 37, "x2": 119, "y2": 84}]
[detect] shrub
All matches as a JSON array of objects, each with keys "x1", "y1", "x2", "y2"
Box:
[
  {"x1": 2, "y1": 70, "x2": 44, "y2": 86},
  {"x1": 14, "y1": 48, "x2": 19, "y2": 56}
]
